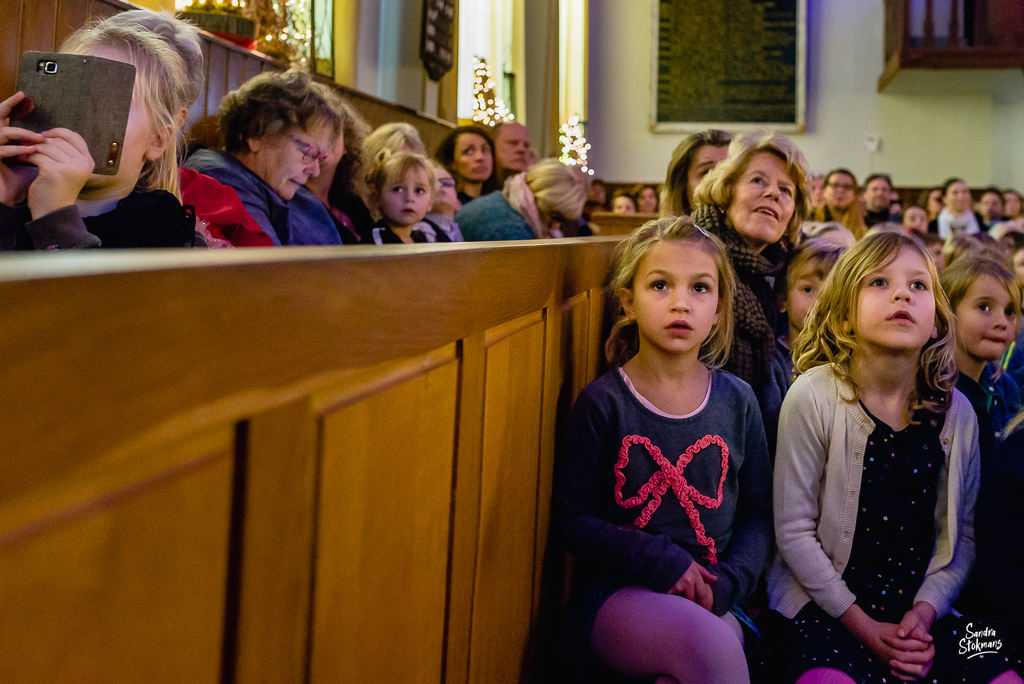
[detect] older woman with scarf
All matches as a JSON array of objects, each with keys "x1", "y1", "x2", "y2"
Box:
[
  {"x1": 689, "y1": 130, "x2": 810, "y2": 459},
  {"x1": 457, "y1": 158, "x2": 586, "y2": 241}
]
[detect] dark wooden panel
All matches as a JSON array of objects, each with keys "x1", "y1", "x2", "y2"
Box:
[
  {"x1": 206, "y1": 42, "x2": 228, "y2": 116},
  {"x1": 55, "y1": 0, "x2": 91, "y2": 47},
  {"x1": 20, "y1": 0, "x2": 58, "y2": 54},
  {"x1": 87, "y1": 0, "x2": 119, "y2": 21},
  {"x1": 226, "y1": 48, "x2": 244, "y2": 94},
  {"x1": 0, "y1": 0, "x2": 24, "y2": 97}
]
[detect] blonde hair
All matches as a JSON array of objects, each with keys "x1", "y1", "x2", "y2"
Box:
[
  {"x1": 517, "y1": 158, "x2": 586, "y2": 220},
  {"x1": 62, "y1": 17, "x2": 190, "y2": 199},
  {"x1": 781, "y1": 238, "x2": 846, "y2": 296},
  {"x1": 364, "y1": 150, "x2": 435, "y2": 218},
  {"x1": 794, "y1": 231, "x2": 957, "y2": 416},
  {"x1": 940, "y1": 255, "x2": 1022, "y2": 336},
  {"x1": 606, "y1": 216, "x2": 736, "y2": 368},
  {"x1": 943, "y1": 235, "x2": 982, "y2": 269},
  {"x1": 691, "y1": 129, "x2": 810, "y2": 241},
  {"x1": 362, "y1": 123, "x2": 427, "y2": 171}
]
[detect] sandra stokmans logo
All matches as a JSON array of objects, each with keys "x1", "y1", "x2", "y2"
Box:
[{"x1": 959, "y1": 623, "x2": 1003, "y2": 659}]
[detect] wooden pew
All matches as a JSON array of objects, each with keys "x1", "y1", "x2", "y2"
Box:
[
  {"x1": 591, "y1": 210, "x2": 658, "y2": 236},
  {"x1": 0, "y1": 237, "x2": 618, "y2": 684}
]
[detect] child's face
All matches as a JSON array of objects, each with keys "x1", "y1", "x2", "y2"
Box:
[
  {"x1": 955, "y1": 274, "x2": 1017, "y2": 364},
  {"x1": 854, "y1": 247, "x2": 937, "y2": 355},
  {"x1": 1014, "y1": 249, "x2": 1024, "y2": 285},
  {"x1": 786, "y1": 265, "x2": 824, "y2": 334},
  {"x1": 620, "y1": 241, "x2": 720, "y2": 360},
  {"x1": 903, "y1": 206, "x2": 928, "y2": 234},
  {"x1": 77, "y1": 46, "x2": 170, "y2": 201},
  {"x1": 431, "y1": 167, "x2": 460, "y2": 216},
  {"x1": 612, "y1": 196, "x2": 636, "y2": 215},
  {"x1": 379, "y1": 167, "x2": 432, "y2": 228},
  {"x1": 928, "y1": 242, "x2": 945, "y2": 273}
]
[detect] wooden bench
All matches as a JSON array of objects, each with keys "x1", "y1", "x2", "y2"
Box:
[{"x1": 0, "y1": 238, "x2": 618, "y2": 683}]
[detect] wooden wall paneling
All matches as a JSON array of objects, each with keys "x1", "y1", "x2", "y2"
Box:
[
  {"x1": 206, "y1": 42, "x2": 228, "y2": 119},
  {"x1": 309, "y1": 345, "x2": 460, "y2": 684},
  {"x1": 587, "y1": 286, "x2": 608, "y2": 384},
  {"x1": 234, "y1": 398, "x2": 319, "y2": 684},
  {"x1": 88, "y1": 0, "x2": 119, "y2": 21},
  {"x1": 55, "y1": 0, "x2": 91, "y2": 47},
  {"x1": 186, "y1": 40, "x2": 212, "y2": 129},
  {"x1": 226, "y1": 48, "x2": 245, "y2": 94},
  {"x1": 0, "y1": 426, "x2": 235, "y2": 683},
  {"x1": 20, "y1": 0, "x2": 58, "y2": 55},
  {"x1": 0, "y1": 0, "x2": 24, "y2": 97},
  {"x1": 469, "y1": 311, "x2": 547, "y2": 684},
  {"x1": 444, "y1": 331, "x2": 487, "y2": 684}
]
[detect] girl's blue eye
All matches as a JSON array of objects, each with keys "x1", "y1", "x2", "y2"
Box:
[
  {"x1": 694, "y1": 282, "x2": 709, "y2": 293},
  {"x1": 651, "y1": 281, "x2": 667, "y2": 291},
  {"x1": 911, "y1": 280, "x2": 928, "y2": 291},
  {"x1": 870, "y1": 277, "x2": 886, "y2": 287},
  {"x1": 979, "y1": 303, "x2": 991, "y2": 312}
]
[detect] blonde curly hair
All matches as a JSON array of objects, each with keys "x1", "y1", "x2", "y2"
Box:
[{"x1": 794, "y1": 231, "x2": 958, "y2": 416}]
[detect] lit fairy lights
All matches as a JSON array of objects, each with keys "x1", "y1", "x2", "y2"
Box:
[
  {"x1": 559, "y1": 113, "x2": 593, "y2": 175},
  {"x1": 471, "y1": 57, "x2": 513, "y2": 127},
  {"x1": 179, "y1": 0, "x2": 246, "y2": 12}
]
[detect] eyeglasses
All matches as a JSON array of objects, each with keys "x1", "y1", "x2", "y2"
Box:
[
  {"x1": 289, "y1": 135, "x2": 328, "y2": 164},
  {"x1": 827, "y1": 182, "x2": 854, "y2": 191}
]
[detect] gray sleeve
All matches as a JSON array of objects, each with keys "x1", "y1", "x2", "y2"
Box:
[{"x1": 24, "y1": 205, "x2": 101, "y2": 250}]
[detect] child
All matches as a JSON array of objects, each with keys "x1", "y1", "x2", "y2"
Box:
[
  {"x1": 364, "y1": 151, "x2": 434, "y2": 244},
  {"x1": 413, "y1": 161, "x2": 464, "y2": 242},
  {"x1": 553, "y1": 216, "x2": 772, "y2": 684},
  {"x1": 610, "y1": 189, "x2": 636, "y2": 215},
  {"x1": 919, "y1": 232, "x2": 946, "y2": 273},
  {"x1": 769, "y1": 232, "x2": 1020, "y2": 684},
  {"x1": 777, "y1": 238, "x2": 847, "y2": 382},
  {"x1": 940, "y1": 256, "x2": 1022, "y2": 452},
  {"x1": 0, "y1": 18, "x2": 199, "y2": 249}
]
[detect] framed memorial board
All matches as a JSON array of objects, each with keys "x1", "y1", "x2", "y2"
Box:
[{"x1": 650, "y1": 0, "x2": 806, "y2": 132}]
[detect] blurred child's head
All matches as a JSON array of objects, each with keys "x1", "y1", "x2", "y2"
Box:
[
  {"x1": 1012, "y1": 240, "x2": 1024, "y2": 286},
  {"x1": 940, "y1": 256, "x2": 1021, "y2": 371},
  {"x1": 429, "y1": 161, "x2": 460, "y2": 217},
  {"x1": 795, "y1": 231, "x2": 956, "y2": 414},
  {"x1": 918, "y1": 232, "x2": 945, "y2": 272},
  {"x1": 365, "y1": 151, "x2": 435, "y2": 229},
  {"x1": 903, "y1": 205, "x2": 928, "y2": 235},
  {"x1": 779, "y1": 238, "x2": 846, "y2": 341},
  {"x1": 61, "y1": 13, "x2": 190, "y2": 199},
  {"x1": 799, "y1": 221, "x2": 856, "y2": 250},
  {"x1": 943, "y1": 234, "x2": 982, "y2": 270},
  {"x1": 611, "y1": 190, "x2": 636, "y2": 215},
  {"x1": 606, "y1": 216, "x2": 736, "y2": 368}
]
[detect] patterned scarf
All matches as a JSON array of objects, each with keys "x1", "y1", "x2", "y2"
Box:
[{"x1": 690, "y1": 204, "x2": 787, "y2": 388}]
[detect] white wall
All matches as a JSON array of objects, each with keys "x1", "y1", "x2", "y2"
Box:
[{"x1": 587, "y1": 0, "x2": 1024, "y2": 190}]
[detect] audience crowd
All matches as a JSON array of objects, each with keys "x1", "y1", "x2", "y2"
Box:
[{"x1": 4, "y1": 10, "x2": 1024, "y2": 684}]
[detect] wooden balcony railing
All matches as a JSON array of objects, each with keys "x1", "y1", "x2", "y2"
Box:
[{"x1": 881, "y1": 0, "x2": 1024, "y2": 90}]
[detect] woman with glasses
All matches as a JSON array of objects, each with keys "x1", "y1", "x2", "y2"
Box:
[
  {"x1": 185, "y1": 70, "x2": 346, "y2": 246},
  {"x1": 809, "y1": 168, "x2": 867, "y2": 240}
]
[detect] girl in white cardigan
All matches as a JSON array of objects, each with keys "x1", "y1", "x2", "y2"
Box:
[{"x1": 768, "y1": 232, "x2": 1021, "y2": 684}]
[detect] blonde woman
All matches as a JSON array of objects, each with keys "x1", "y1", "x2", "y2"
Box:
[
  {"x1": 457, "y1": 158, "x2": 586, "y2": 241},
  {"x1": 688, "y1": 129, "x2": 809, "y2": 455}
]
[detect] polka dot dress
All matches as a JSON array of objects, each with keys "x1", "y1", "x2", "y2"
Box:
[
  {"x1": 785, "y1": 408, "x2": 945, "y2": 682},
  {"x1": 770, "y1": 409, "x2": 1023, "y2": 684}
]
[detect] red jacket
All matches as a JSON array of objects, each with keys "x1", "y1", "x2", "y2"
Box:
[{"x1": 180, "y1": 168, "x2": 274, "y2": 247}]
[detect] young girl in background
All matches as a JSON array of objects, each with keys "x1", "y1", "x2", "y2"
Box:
[
  {"x1": 554, "y1": 216, "x2": 773, "y2": 684},
  {"x1": 0, "y1": 18, "x2": 198, "y2": 249},
  {"x1": 941, "y1": 256, "x2": 1021, "y2": 454},
  {"x1": 364, "y1": 151, "x2": 435, "y2": 244},
  {"x1": 769, "y1": 232, "x2": 1019, "y2": 684}
]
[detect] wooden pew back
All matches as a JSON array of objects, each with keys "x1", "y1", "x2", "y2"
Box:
[{"x1": 0, "y1": 238, "x2": 617, "y2": 684}]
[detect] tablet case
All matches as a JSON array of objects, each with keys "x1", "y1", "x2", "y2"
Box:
[{"x1": 12, "y1": 52, "x2": 136, "y2": 176}]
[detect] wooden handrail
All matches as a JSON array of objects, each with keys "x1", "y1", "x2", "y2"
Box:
[{"x1": 0, "y1": 238, "x2": 618, "y2": 684}]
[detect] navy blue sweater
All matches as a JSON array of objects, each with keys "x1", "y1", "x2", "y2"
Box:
[{"x1": 552, "y1": 368, "x2": 773, "y2": 617}]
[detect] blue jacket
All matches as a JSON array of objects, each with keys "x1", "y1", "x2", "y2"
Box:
[
  {"x1": 184, "y1": 149, "x2": 341, "y2": 246},
  {"x1": 456, "y1": 192, "x2": 533, "y2": 241}
]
